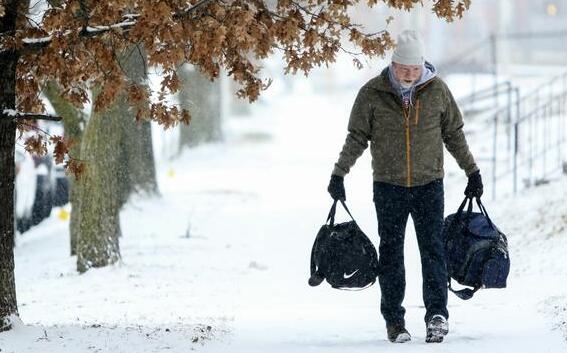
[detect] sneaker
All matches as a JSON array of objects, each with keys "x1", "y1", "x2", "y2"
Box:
[
  {"x1": 387, "y1": 324, "x2": 411, "y2": 343},
  {"x1": 426, "y1": 315, "x2": 449, "y2": 343}
]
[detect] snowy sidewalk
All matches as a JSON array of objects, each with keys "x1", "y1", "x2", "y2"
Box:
[{"x1": 2, "y1": 90, "x2": 567, "y2": 352}]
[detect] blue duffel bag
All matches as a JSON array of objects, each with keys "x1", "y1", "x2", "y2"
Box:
[{"x1": 443, "y1": 197, "x2": 510, "y2": 300}]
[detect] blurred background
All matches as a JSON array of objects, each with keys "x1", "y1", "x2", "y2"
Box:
[
  {"x1": 16, "y1": 0, "x2": 567, "y2": 231},
  {"x1": 7, "y1": 2, "x2": 567, "y2": 351}
]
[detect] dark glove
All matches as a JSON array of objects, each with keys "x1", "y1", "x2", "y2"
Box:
[
  {"x1": 465, "y1": 170, "x2": 483, "y2": 198},
  {"x1": 327, "y1": 175, "x2": 346, "y2": 201}
]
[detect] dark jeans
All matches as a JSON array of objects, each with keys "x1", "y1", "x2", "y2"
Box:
[{"x1": 373, "y1": 179, "x2": 448, "y2": 326}]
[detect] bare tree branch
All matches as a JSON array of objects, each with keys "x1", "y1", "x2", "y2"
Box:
[
  {"x1": 3, "y1": 110, "x2": 62, "y2": 121},
  {"x1": 4, "y1": 0, "x2": 217, "y2": 55}
]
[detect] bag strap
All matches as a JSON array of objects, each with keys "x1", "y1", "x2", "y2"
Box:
[
  {"x1": 334, "y1": 279, "x2": 376, "y2": 291},
  {"x1": 456, "y1": 196, "x2": 497, "y2": 227},
  {"x1": 327, "y1": 199, "x2": 355, "y2": 226},
  {"x1": 448, "y1": 278, "x2": 480, "y2": 300},
  {"x1": 475, "y1": 197, "x2": 498, "y2": 232},
  {"x1": 309, "y1": 230, "x2": 319, "y2": 277},
  {"x1": 455, "y1": 196, "x2": 474, "y2": 220},
  {"x1": 326, "y1": 200, "x2": 338, "y2": 224}
]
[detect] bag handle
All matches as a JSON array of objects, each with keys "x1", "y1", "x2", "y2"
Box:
[
  {"x1": 448, "y1": 278, "x2": 480, "y2": 300},
  {"x1": 455, "y1": 196, "x2": 474, "y2": 220},
  {"x1": 455, "y1": 197, "x2": 498, "y2": 232},
  {"x1": 326, "y1": 199, "x2": 355, "y2": 226},
  {"x1": 475, "y1": 197, "x2": 498, "y2": 232}
]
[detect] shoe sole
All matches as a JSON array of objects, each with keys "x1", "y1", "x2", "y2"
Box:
[
  {"x1": 391, "y1": 333, "x2": 411, "y2": 343},
  {"x1": 425, "y1": 326, "x2": 449, "y2": 343}
]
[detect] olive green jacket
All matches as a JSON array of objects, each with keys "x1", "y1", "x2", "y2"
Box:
[{"x1": 332, "y1": 68, "x2": 478, "y2": 187}]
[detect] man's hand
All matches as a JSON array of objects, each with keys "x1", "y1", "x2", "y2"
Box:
[
  {"x1": 327, "y1": 175, "x2": 346, "y2": 201},
  {"x1": 465, "y1": 170, "x2": 483, "y2": 198}
]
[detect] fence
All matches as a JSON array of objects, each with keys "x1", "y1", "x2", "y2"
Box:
[{"x1": 480, "y1": 71, "x2": 567, "y2": 199}]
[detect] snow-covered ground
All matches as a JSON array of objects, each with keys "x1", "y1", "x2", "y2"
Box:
[{"x1": 2, "y1": 79, "x2": 567, "y2": 352}]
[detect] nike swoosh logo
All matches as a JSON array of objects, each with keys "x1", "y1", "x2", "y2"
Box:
[{"x1": 343, "y1": 269, "x2": 359, "y2": 279}]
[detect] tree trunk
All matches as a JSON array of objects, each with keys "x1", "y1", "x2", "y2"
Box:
[
  {"x1": 178, "y1": 65, "x2": 222, "y2": 150},
  {"x1": 0, "y1": 119, "x2": 17, "y2": 332},
  {"x1": 117, "y1": 46, "x2": 158, "y2": 201},
  {"x1": 76, "y1": 101, "x2": 123, "y2": 273},
  {"x1": 119, "y1": 114, "x2": 159, "y2": 198},
  {"x1": 0, "y1": 0, "x2": 19, "y2": 331},
  {"x1": 42, "y1": 81, "x2": 84, "y2": 255},
  {"x1": 76, "y1": 45, "x2": 157, "y2": 272}
]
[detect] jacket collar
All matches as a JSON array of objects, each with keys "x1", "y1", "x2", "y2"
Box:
[{"x1": 367, "y1": 63, "x2": 438, "y2": 94}]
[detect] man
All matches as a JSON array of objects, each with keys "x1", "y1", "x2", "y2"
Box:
[{"x1": 327, "y1": 30, "x2": 483, "y2": 343}]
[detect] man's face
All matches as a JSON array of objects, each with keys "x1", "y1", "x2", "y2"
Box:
[{"x1": 392, "y1": 62, "x2": 422, "y2": 88}]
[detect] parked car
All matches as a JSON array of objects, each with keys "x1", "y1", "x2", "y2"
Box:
[
  {"x1": 15, "y1": 123, "x2": 70, "y2": 234},
  {"x1": 43, "y1": 121, "x2": 69, "y2": 207},
  {"x1": 52, "y1": 162, "x2": 69, "y2": 207},
  {"x1": 30, "y1": 153, "x2": 56, "y2": 226},
  {"x1": 15, "y1": 145, "x2": 38, "y2": 233}
]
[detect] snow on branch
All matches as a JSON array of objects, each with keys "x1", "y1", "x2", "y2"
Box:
[
  {"x1": 2, "y1": 109, "x2": 61, "y2": 121},
  {"x1": 173, "y1": 0, "x2": 215, "y2": 20},
  {"x1": 85, "y1": 19, "x2": 137, "y2": 35},
  {"x1": 4, "y1": 0, "x2": 216, "y2": 54}
]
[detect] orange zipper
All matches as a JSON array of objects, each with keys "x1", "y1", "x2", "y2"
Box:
[
  {"x1": 403, "y1": 107, "x2": 411, "y2": 187},
  {"x1": 415, "y1": 99, "x2": 421, "y2": 125},
  {"x1": 401, "y1": 80, "x2": 432, "y2": 187}
]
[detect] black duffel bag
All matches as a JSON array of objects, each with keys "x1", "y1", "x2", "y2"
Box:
[
  {"x1": 443, "y1": 196, "x2": 510, "y2": 300},
  {"x1": 308, "y1": 200, "x2": 379, "y2": 290}
]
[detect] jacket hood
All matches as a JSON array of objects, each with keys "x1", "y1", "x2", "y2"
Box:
[{"x1": 366, "y1": 61, "x2": 438, "y2": 95}]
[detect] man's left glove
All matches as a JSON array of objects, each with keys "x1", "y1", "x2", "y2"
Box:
[
  {"x1": 327, "y1": 175, "x2": 346, "y2": 201},
  {"x1": 465, "y1": 170, "x2": 483, "y2": 198}
]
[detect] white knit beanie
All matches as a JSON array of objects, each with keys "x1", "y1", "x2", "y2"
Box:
[{"x1": 392, "y1": 30, "x2": 424, "y2": 66}]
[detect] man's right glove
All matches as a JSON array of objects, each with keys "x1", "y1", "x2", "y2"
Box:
[
  {"x1": 327, "y1": 175, "x2": 346, "y2": 201},
  {"x1": 464, "y1": 170, "x2": 483, "y2": 198}
]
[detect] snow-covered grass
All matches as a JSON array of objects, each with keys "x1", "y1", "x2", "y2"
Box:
[{"x1": 2, "y1": 79, "x2": 567, "y2": 352}]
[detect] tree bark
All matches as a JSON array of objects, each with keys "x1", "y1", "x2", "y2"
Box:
[
  {"x1": 76, "y1": 45, "x2": 157, "y2": 272},
  {"x1": 42, "y1": 81, "x2": 85, "y2": 255},
  {"x1": 178, "y1": 65, "x2": 222, "y2": 150},
  {"x1": 119, "y1": 114, "x2": 159, "y2": 198},
  {"x1": 76, "y1": 99, "x2": 123, "y2": 273},
  {"x1": 116, "y1": 46, "x2": 159, "y2": 199},
  {"x1": 0, "y1": 0, "x2": 20, "y2": 331}
]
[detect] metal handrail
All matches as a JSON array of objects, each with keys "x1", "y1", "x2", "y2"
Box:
[
  {"x1": 458, "y1": 81, "x2": 514, "y2": 106},
  {"x1": 485, "y1": 71, "x2": 567, "y2": 199}
]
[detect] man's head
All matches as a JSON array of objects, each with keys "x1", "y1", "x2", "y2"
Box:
[
  {"x1": 392, "y1": 62, "x2": 423, "y2": 88},
  {"x1": 391, "y1": 30, "x2": 424, "y2": 88}
]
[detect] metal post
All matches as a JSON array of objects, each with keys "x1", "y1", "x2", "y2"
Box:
[
  {"x1": 531, "y1": 91, "x2": 539, "y2": 186},
  {"x1": 558, "y1": 94, "x2": 562, "y2": 170},
  {"x1": 562, "y1": 76, "x2": 565, "y2": 115},
  {"x1": 513, "y1": 122, "x2": 519, "y2": 194},
  {"x1": 490, "y1": 33, "x2": 498, "y2": 110},
  {"x1": 561, "y1": 95, "x2": 564, "y2": 169},
  {"x1": 515, "y1": 87, "x2": 521, "y2": 191},
  {"x1": 543, "y1": 103, "x2": 547, "y2": 177},
  {"x1": 507, "y1": 82, "x2": 512, "y2": 156},
  {"x1": 548, "y1": 84, "x2": 553, "y2": 176},
  {"x1": 562, "y1": 76, "x2": 566, "y2": 171},
  {"x1": 492, "y1": 112, "x2": 498, "y2": 200}
]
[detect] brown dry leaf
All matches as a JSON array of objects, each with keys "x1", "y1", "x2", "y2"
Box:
[
  {"x1": 49, "y1": 135, "x2": 70, "y2": 164},
  {"x1": 24, "y1": 135, "x2": 48, "y2": 156},
  {"x1": 66, "y1": 159, "x2": 86, "y2": 181},
  {"x1": 6, "y1": 0, "x2": 469, "y2": 168}
]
